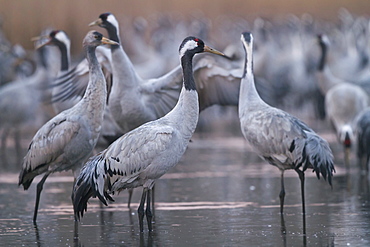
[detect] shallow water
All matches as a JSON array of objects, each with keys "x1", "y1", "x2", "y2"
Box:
[{"x1": 1, "y1": 132, "x2": 370, "y2": 246}]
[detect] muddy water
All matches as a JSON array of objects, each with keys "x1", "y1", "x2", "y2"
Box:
[{"x1": 0, "y1": 133, "x2": 369, "y2": 246}]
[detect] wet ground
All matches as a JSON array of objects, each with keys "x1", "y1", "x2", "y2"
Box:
[{"x1": 1, "y1": 121, "x2": 370, "y2": 246}]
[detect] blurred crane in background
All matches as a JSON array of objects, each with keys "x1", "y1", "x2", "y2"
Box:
[
  {"x1": 0, "y1": 30, "x2": 56, "y2": 162},
  {"x1": 316, "y1": 34, "x2": 368, "y2": 169},
  {"x1": 355, "y1": 108, "x2": 370, "y2": 173}
]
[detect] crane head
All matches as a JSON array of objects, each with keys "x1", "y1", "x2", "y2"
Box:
[
  {"x1": 179, "y1": 36, "x2": 225, "y2": 58},
  {"x1": 339, "y1": 125, "x2": 354, "y2": 148}
]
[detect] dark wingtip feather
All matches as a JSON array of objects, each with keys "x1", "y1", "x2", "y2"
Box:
[
  {"x1": 304, "y1": 133, "x2": 335, "y2": 187},
  {"x1": 18, "y1": 166, "x2": 39, "y2": 190},
  {"x1": 72, "y1": 154, "x2": 109, "y2": 220}
]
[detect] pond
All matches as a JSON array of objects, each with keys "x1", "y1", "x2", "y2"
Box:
[{"x1": 0, "y1": 125, "x2": 369, "y2": 246}]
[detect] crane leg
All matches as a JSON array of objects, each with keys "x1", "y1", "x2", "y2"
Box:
[
  {"x1": 127, "y1": 186, "x2": 151, "y2": 210},
  {"x1": 152, "y1": 185, "x2": 155, "y2": 217},
  {"x1": 127, "y1": 188, "x2": 133, "y2": 208},
  {"x1": 33, "y1": 172, "x2": 51, "y2": 223},
  {"x1": 344, "y1": 147, "x2": 350, "y2": 171},
  {"x1": 295, "y1": 168, "x2": 306, "y2": 235},
  {"x1": 1, "y1": 128, "x2": 8, "y2": 155},
  {"x1": 279, "y1": 170, "x2": 285, "y2": 214},
  {"x1": 146, "y1": 189, "x2": 153, "y2": 231},
  {"x1": 138, "y1": 188, "x2": 148, "y2": 232}
]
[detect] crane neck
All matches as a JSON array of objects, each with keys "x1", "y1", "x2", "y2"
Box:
[
  {"x1": 83, "y1": 45, "x2": 107, "y2": 103},
  {"x1": 104, "y1": 24, "x2": 120, "y2": 51},
  {"x1": 239, "y1": 40, "x2": 266, "y2": 115},
  {"x1": 243, "y1": 42, "x2": 254, "y2": 78},
  {"x1": 58, "y1": 42, "x2": 70, "y2": 71},
  {"x1": 165, "y1": 52, "x2": 199, "y2": 140},
  {"x1": 181, "y1": 53, "x2": 196, "y2": 91},
  {"x1": 37, "y1": 46, "x2": 48, "y2": 69},
  {"x1": 85, "y1": 46, "x2": 99, "y2": 70},
  {"x1": 50, "y1": 37, "x2": 71, "y2": 71},
  {"x1": 104, "y1": 23, "x2": 142, "y2": 89},
  {"x1": 317, "y1": 40, "x2": 327, "y2": 71}
]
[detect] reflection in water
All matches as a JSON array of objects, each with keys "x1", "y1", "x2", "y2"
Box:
[
  {"x1": 33, "y1": 223, "x2": 41, "y2": 247},
  {"x1": 73, "y1": 220, "x2": 79, "y2": 244},
  {"x1": 0, "y1": 135, "x2": 370, "y2": 246},
  {"x1": 279, "y1": 213, "x2": 308, "y2": 247},
  {"x1": 280, "y1": 214, "x2": 287, "y2": 247},
  {"x1": 140, "y1": 232, "x2": 154, "y2": 247}
]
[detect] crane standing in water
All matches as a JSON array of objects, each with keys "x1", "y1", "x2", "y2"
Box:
[
  {"x1": 72, "y1": 36, "x2": 225, "y2": 232},
  {"x1": 18, "y1": 31, "x2": 118, "y2": 223},
  {"x1": 238, "y1": 32, "x2": 335, "y2": 233}
]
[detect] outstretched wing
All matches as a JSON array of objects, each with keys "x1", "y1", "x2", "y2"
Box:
[
  {"x1": 140, "y1": 54, "x2": 244, "y2": 117},
  {"x1": 140, "y1": 65, "x2": 183, "y2": 118},
  {"x1": 193, "y1": 54, "x2": 242, "y2": 111},
  {"x1": 51, "y1": 46, "x2": 112, "y2": 103}
]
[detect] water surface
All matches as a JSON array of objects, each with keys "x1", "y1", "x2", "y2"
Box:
[{"x1": 1, "y1": 133, "x2": 369, "y2": 246}]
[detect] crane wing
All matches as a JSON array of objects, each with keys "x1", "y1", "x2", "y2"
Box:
[
  {"x1": 79, "y1": 122, "x2": 176, "y2": 202},
  {"x1": 50, "y1": 46, "x2": 112, "y2": 103},
  {"x1": 140, "y1": 65, "x2": 183, "y2": 118},
  {"x1": 140, "y1": 54, "x2": 243, "y2": 116},
  {"x1": 73, "y1": 122, "x2": 176, "y2": 213},
  {"x1": 245, "y1": 108, "x2": 311, "y2": 162},
  {"x1": 105, "y1": 124, "x2": 174, "y2": 179},
  {"x1": 193, "y1": 55, "x2": 242, "y2": 111},
  {"x1": 19, "y1": 113, "x2": 81, "y2": 187},
  {"x1": 22, "y1": 114, "x2": 80, "y2": 169}
]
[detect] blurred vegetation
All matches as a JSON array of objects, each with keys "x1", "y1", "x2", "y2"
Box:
[{"x1": 0, "y1": 0, "x2": 369, "y2": 55}]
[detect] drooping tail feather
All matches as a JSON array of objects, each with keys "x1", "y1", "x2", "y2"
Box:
[
  {"x1": 18, "y1": 160, "x2": 49, "y2": 190},
  {"x1": 303, "y1": 132, "x2": 335, "y2": 186},
  {"x1": 72, "y1": 153, "x2": 114, "y2": 220}
]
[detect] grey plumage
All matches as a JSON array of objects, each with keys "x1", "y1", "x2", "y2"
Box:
[
  {"x1": 50, "y1": 45, "x2": 112, "y2": 112},
  {"x1": 355, "y1": 108, "x2": 370, "y2": 172},
  {"x1": 0, "y1": 35, "x2": 53, "y2": 160},
  {"x1": 54, "y1": 13, "x2": 241, "y2": 136},
  {"x1": 33, "y1": 30, "x2": 77, "y2": 114},
  {"x1": 70, "y1": 12, "x2": 241, "y2": 207},
  {"x1": 18, "y1": 31, "x2": 118, "y2": 223},
  {"x1": 72, "y1": 36, "x2": 225, "y2": 232},
  {"x1": 238, "y1": 32, "x2": 335, "y2": 222},
  {"x1": 316, "y1": 34, "x2": 369, "y2": 168},
  {"x1": 40, "y1": 30, "x2": 118, "y2": 147}
]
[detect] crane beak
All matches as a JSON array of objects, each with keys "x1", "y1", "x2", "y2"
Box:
[
  {"x1": 101, "y1": 37, "x2": 119, "y2": 46},
  {"x1": 89, "y1": 18, "x2": 103, "y2": 27},
  {"x1": 31, "y1": 35, "x2": 51, "y2": 49},
  {"x1": 30, "y1": 35, "x2": 46, "y2": 42},
  {"x1": 203, "y1": 45, "x2": 225, "y2": 57}
]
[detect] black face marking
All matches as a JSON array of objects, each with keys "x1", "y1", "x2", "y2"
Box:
[
  {"x1": 49, "y1": 30, "x2": 60, "y2": 38},
  {"x1": 179, "y1": 36, "x2": 204, "y2": 54},
  {"x1": 92, "y1": 31, "x2": 103, "y2": 41},
  {"x1": 99, "y1": 13, "x2": 111, "y2": 21},
  {"x1": 242, "y1": 32, "x2": 252, "y2": 43}
]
